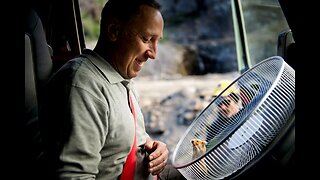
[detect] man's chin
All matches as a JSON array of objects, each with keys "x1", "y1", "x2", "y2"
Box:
[{"x1": 129, "y1": 71, "x2": 139, "y2": 79}]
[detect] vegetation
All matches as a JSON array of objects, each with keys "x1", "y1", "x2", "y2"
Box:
[{"x1": 79, "y1": 0, "x2": 105, "y2": 42}]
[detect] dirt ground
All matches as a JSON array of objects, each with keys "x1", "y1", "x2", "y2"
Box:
[{"x1": 134, "y1": 72, "x2": 240, "y2": 102}]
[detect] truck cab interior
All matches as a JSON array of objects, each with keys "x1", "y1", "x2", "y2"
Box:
[{"x1": 23, "y1": 0, "x2": 302, "y2": 179}]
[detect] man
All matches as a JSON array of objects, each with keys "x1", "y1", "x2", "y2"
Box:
[
  {"x1": 217, "y1": 92, "x2": 242, "y2": 119},
  {"x1": 41, "y1": 0, "x2": 168, "y2": 179},
  {"x1": 205, "y1": 81, "x2": 243, "y2": 147}
]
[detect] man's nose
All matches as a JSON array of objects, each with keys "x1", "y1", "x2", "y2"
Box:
[{"x1": 146, "y1": 42, "x2": 157, "y2": 59}]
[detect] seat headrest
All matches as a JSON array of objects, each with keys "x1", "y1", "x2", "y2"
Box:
[{"x1": 25, "y1": 8, "x2": 52, "y2": 88}]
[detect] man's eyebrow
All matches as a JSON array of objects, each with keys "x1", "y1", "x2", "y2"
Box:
[
  {"x1": 141, "y1": 32, "x2": 162, "y2": 39},
  {"x1": 149, "y1": 34, "x2": 163, "y2": 41}
]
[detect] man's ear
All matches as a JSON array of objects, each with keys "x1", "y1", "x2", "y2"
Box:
[{"x1": 106, "y1": 18, "x2": 120, "y2": 41}]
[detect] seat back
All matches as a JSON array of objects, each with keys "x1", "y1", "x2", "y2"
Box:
[
  {"x1": 25, "y1": 8, "x2": 53, "y2": 179},
  {"x1": 277, "y1": 29, "x2": 296, "y2": 70}
]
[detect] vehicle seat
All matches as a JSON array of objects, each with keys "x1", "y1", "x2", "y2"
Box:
[
  {"x1": 25, "y1": 8, "x2": 53, "y2": 179},
  {"x1": 277, "y1": 29, "x2": 296, "y2": 70}
]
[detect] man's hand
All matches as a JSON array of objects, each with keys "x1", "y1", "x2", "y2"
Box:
[{"x1": 144, "y1": 137, "x2": 169, "y2": 175}]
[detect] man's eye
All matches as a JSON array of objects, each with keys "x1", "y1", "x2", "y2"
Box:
[{"x1": 142, "y1": 36, "x2": 150, "y2": 43}]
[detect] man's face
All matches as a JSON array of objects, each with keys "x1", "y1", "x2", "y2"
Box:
[
  {"x1": 112, "y1": 5, "x2": 164, "y2": 79},
  {"x1": 218, "y1": 96, "x2": 240, "y2": 118}
]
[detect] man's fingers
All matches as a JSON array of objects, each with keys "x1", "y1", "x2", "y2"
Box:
[
  {"x1": 148, "y1": 142, "x2": 168, "y2": 161},
  {"x1": 149, "y1": 158, "x2": 167, "y2": 175}
]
